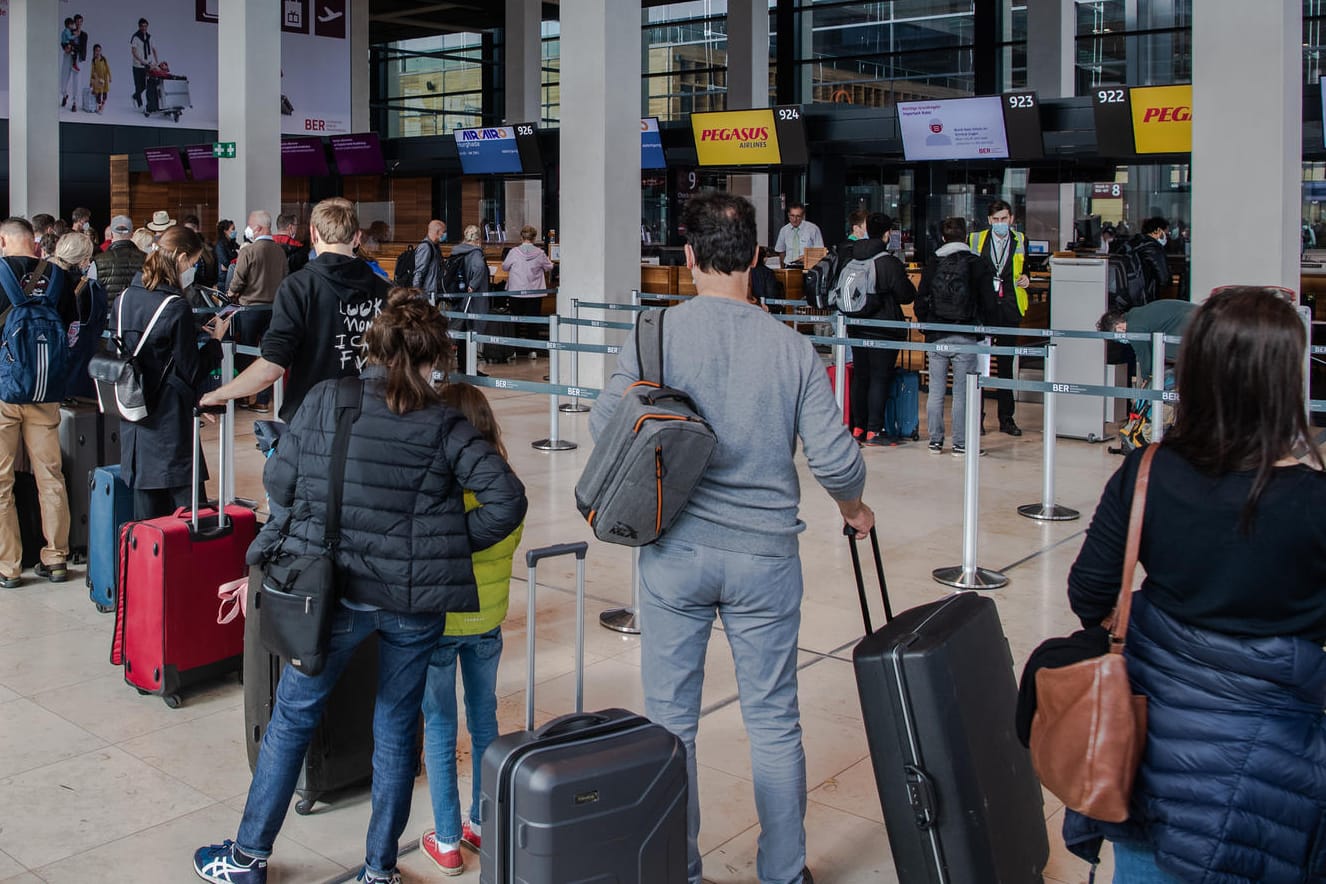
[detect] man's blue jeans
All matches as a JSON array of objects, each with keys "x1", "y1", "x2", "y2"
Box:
[
  {"x1": 236, "y1": 606, "x2": 445, "y2": 875},
  {"x1": 1111, "y1": 840, "x2": 1186, "y2": 884},
  {"x1": 639, "y1": 536, "x2": 807, "y2": 884},
  {"x1": 423, "y1": 627, "x2": 503, "y2": 843}
]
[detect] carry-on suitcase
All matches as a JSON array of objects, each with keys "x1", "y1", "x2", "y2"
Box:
[
  {"x1": 110, "y1": 407, "x2": 256, "y2": 707},
  {"x1": 479, "y1": 543, "x2": 688, "y2": 884},
  {"x1": 80, "y1": 87, "x2": 98, "y2": 113},
  {"x1": 58, "y1": 400, "x2": 120, "y2": 562},
  {"x1": 826, "y1": 361, "x2": 852, "y2": 427},
  {"x1": 849, "y1": 528, "x2": 1049, "y2": 884},
  {"x1": 243, "y1": 567, "x2": 380, "y2": 814},
  {"x1": 884, "y1": 369, "x2": 921, "y2": 441},
  {"x1": 87, "y1": 465, "x2": 133, "y2": 612}
]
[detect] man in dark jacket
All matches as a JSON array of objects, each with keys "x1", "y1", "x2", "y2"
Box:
[
  {"x1": 844, "y1": 213, "x2": 916, "y2": 446},
  {"x1": 1130, "y1": 216, "x2": 1172, "y2": 302},
  {"x1": 199, "y1": 198, "x2": 391, "y2": 423},
  {"x1": 410, "y1": 219, "x2": 446, "y2": 301},
  {"x1": 90, "y1": 215, "x2": 145, "y2": 300}
]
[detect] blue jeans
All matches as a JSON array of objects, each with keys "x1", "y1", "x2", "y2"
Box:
[
  {"x1": 1112, "y1": 840, "x2": 1186, "y2": 884},
  {"x1": 925, "y1": 335, "x2": 980, "y2": 447},
  {"x1": 423, "y1": 627, "x2": 503, "y2": 843},
  {"x1": 236, "y1": 606, "x2": 445, "y2": 875},
  {"x1": 639, "y1": 537, "x2": 807, "y2": 884}
]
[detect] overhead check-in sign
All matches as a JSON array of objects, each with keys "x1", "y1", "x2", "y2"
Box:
[
  {"x1": 692, "y1": 109, "x2": 782, "y2": 165},
  {"x1": 1129, "y1": 85, "x2": 1192, "y2": 154}
]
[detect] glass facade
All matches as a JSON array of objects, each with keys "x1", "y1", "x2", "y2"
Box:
[
  {"x1": 374, "y1": 33, "x2": 495, "y2": 138},
  {"x1": 1074, "y1": 0, "x2": 1192, "y2": 94}
]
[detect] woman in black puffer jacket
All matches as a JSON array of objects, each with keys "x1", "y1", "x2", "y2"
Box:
[{"x1": 194, "y1": 289, "x2": 526, "y2": 884}]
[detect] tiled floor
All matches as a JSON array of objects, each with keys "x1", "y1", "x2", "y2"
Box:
[{"x1": 0, "y1": 354, "x2": 1121, "y2": 883}]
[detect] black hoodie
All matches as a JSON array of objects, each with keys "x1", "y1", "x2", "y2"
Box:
[{"x1": 261, "y1": 252, "x2": 391, "y2": 422}]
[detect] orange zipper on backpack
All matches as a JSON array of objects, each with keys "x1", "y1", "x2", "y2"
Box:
[{"x1": 655, "y1": 446, "x2": 663, "y2": 533}]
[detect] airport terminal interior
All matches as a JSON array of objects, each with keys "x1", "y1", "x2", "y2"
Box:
[{"x1": 0, "y1": 1, "x2": 1321, "y2": 883}]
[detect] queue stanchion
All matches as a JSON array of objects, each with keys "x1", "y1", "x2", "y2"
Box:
[
  {"x1": 1017, "y1": 344, "x2": 1079, "y2": 522},
  {"x1": 1302, "y1": 306, "x2": 1313, "y2": 422},
  {"x1": 220, "y1": 341, "x2": 236, "y2": 505},
  {"x1": 533, "y1": 315, "x2": 577, "y2": 452},
  {"x1": 560, "y1": 297, "x2": 591, "y2": 414},
  {"x1": 833, "y1": 312, "x2": 848, "y2": 412},
  {"x1": 600, "y1": 547, "x2": 641, "y2": 635},
  {"x1": 465, "y1": 329, "x2": 479, "y2": 378},
  {"x1": 272, "y1": 374, "x2": 285, "y2": 419},
  {"x1": 1150, "y1": 331, "x2": 1166, "y2": 443},
  {"x1": 933, "y1": 372, "x2": 1009, "y2": 590}
]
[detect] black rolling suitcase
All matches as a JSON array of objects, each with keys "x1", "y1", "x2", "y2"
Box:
[
  {"x1": 242, "y1": 567, "x2": 378, "y2": 815},
  {"x1": 848, "y1": 528, "x2": 1049, "y2": 884},
  {"x1": 479, "y1": 542, "x2": 688, "y2": 884},
  {"x1": 13, "y1": 470, "x2": 45, "y2": 569},
  {"x1": 58, "y1": 400, "x2": 120, "y2": 562}
]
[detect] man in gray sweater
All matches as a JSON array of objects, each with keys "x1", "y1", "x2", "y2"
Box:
[{"x1": 590, "y1": 193, "x2": 873, "y2": 884}]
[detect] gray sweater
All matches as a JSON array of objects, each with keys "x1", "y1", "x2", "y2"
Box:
[{"x1": 589, "y1": 295, "x2": 866, "y2": 556}]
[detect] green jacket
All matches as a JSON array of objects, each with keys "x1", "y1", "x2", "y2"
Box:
[{"x1": 445, "y1": 490, "x2": 524, "y2": 636}]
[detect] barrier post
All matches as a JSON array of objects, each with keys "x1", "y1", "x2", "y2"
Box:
[
  {"x1": 1301, "y1": 306, "x2": 1313, "y2": 423},
  {"x1": 532, "y1": 315, "x2": 577, "y2": 451},
  {"x1": 1150, "y1": 331, "x2": 1166, "y2": 443},
  {"x1": 600, "y1": 547, "x2": 641, "y2": 635},
  {"x1": 272, "y1": 375, "x2": 285, "y2": 420},
  {"x1": 833, "y1": 312, "x2": 848, "y2": 411},
  {"x1": 1018, "y1": 345, "x2": 1080, "y2": 521},
  {"x1": 220, "y1": 341, "x2": 236, "y2": 505},
  {"x1": 933, "y1": 372, "x2": 1009, "y2": 590},
  {"x1": 559, "y1": 297, "x2": 591, "y2": 414},
  {"x1": 465, "y1": 329, "x2": 478, "y2": 378}
]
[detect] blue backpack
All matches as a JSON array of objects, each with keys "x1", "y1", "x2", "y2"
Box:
[{"x1": 0, "y1": 258, "x2": 70, "y2": 404}]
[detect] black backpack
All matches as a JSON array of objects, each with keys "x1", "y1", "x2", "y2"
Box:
[
  {"x1": 392, "y1": 245, "x2": 417, "y2": 288},
  {"x1": 1107, "y1": 240, "x2": 1148, "y2": 311},
  {"x1": 440, "y1": 251, "x2": 471, "y2": 294},
  {"x1": 929, "y1": 253, "x2": 977, "y2": 324},
  {"x1": 801, "y1": 249, "x2": 840, "y2": 310}
]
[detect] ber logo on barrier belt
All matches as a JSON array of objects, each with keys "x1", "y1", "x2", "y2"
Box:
[
  {"x1": 1130, "y1": 85, "x2": 1192, "y2": 154},
  {"x1": 691, "y1": 109, "x2": 782, "y2": 165}
]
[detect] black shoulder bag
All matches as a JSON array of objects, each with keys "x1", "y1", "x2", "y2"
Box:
[{"x1": 257, "y1": 377, "x2": 362, "y2": 676}]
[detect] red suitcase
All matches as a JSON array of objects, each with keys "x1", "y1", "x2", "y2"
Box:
[
  {"x1": 827, "y1": 361, "x2": 852, "y2": 426},
  {"x1": 110, "y1": 408, "x2": 255, "y2": 708}
]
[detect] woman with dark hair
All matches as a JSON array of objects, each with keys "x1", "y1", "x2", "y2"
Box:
[
  {"x1": 1061, "y1": 287, "x2": 1326, "y2": 883},
  {"x1": 116, "y1": 225, "x2": 231, "y2": 519},
  {"x1": 193, "y1": 288, "x2": 527, "y2": 884},
  {"x1": 214, "y1": 219, "x2": 239, "y2": 291}
]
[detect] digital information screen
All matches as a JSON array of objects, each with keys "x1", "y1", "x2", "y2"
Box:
[
  {"x1": 641, "y1": 118, "x2": 666, "y2": 170},
  {"x1": 1128, "y1": 85, "x2": 1192, "y2": 154},
  {"x1": 1001, "y1": 91, "x2": 1044, "y2": 161},
  {"x1": 897, "y1": 97, "x2": 1010, "y2": 162},
  {"x1": 330, "y1": 133, "x2": 385, "y2": 175},
  {"x1": 281, "y1": 137, "x2": 330, "y2": 176},
  {"x1": 454, "y1": 123, "x2": 541, "y2": 175},
  {"x1": 145, "y1": 148, "x2": 187, "y2": 183},
  {"x1": 1091, "y1": 86, "x2": 1136, "y2": 156},
  {"x1": 183, "y1": 144, "x2": 219, "y2": 181},
  {"x1": 690, "y1": 106, "x2": 807, "y2": 166}
]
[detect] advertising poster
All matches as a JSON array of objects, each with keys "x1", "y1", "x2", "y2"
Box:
[
  {"x1": 641, "y1": 117, "x2": 666, "y2": 170},
  {"x1": 897, "y1": 96, "x2": 1010, "y2": 162},
  {"x1": 0, "y1": 0, "x2": 350, "y2": 135}
]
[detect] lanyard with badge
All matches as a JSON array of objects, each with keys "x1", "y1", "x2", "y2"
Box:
[{"x1": 991, "y1": 234, "x2": 1011, "y2": 297}]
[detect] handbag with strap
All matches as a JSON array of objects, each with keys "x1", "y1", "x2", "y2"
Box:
[
  {"x1": 1027, "y1": 444, "x2": 1155, "y2": 823},
  {"x1": 256, "y1": 377, "x2": 362, "y2": 676}
]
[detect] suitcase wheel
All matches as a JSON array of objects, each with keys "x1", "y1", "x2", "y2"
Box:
[
  {"x1": 136, "y1": 688, "x2": 150, "y2": 696},
  {"x1": 162, "y1": 694, "x2": 182, "y2": 709},
  {"x1": 295, "y1": 798, "x2": 316, "y2": 816},
  {"x1": 911, "y1": 430, "x2": 920, "y2": 441},
  {"x1": 94, "y1": 603, "x2": 113, "y2": 614}
]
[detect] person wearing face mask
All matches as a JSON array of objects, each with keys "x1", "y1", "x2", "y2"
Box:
[
  {"x1": 227, "y1": 211, "x2": 288, "y2": 413},
  {"x1": 1128, "y1": 216, "x2": 1173, "y2": 303},
  {"x1": 115, "y1": 225, "x2": 231, "y2": 520},
  {"x1": 968, "y1": 200, "x2": 1029, "y2": 437},
  {"x1": 50, "y1": 232, "x2": 109, "y2": 401}
]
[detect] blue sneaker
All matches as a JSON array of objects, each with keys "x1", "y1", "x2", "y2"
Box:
[
  {"x1": 356, "y1": 869, "x2": 401, "y2": 884},
  {"x1": 194, "y1": 840, "x2": 267, "y2": 883}
]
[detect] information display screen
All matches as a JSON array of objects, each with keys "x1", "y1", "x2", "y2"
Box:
[
  {"x1": 145, "y1": 148, "x2": 187, "y2": 183},
  {"x1": 281, "y1": 137, "x2": 330, "y2": 176},
  {"x1": 330, "y1": 133, "x2": 385, "y2": 175},
  {"x1": 1001, "y1": 92, "x2": 1044, "y2": 161},
  {"x1": 1091, "y1": 87, "x2": 1136, "y2": 156},
  {"x1": 898, "y1": 97, "x2": 1009, "y2": 161},
  {"x1": 184, "y1": 144, "x2": 219, "y2": 181},
  {"x1": 690, "y1": 106, "x2": 808, "y2": 166},
  {"x1": 641, "y1": 118, "x2": 666, "y2": 169},
  {"x1": 1128, "y1": 85, "x2": 1192, "y2": 154},
  {"x1": 454, "y1": 123, "x2": 541, "y2": 175}
]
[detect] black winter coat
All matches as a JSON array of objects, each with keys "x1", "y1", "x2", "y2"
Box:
[
  {"x1": 843, "y1": 238, "x2": 916, "y2": 341},
  {"x1": 1130, "y1": 235, "x2": 1170, "y2": 300},
  {"x1": 254, "y1": 367, "x2": 528, "y2": 614}
]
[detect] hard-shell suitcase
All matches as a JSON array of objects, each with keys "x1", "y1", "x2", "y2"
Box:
[
  {"x1": 110, "y1": 408, "x2": 255, "y2": 707},
  {"x1": 827, "y1": 361, "x2": 852, "y2": 427},
  {"x1": 87, "y1": 465, "x2": 133, "y2": 612},
  {"x1": 884, "y1": 369, "x2": 921, "y2": 441},
  {"x1": 58, "y1": 400, "x2": 120, "y2": 562},
  {"x1": 242, "y1": 567, "x2": 380, "y2": 814},
  {"x1": 80, "y1": 87, "x2": 98, "y2": 113},
  {"x1": 850, "y1": 530, "x2": 1048, "y2": 884},
  {"x1": 479, "y1": 543, "x2": 688, "y2": 884}
]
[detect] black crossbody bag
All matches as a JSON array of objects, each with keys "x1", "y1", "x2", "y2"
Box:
[{"x1": 257, "y1": 377, "x2": 362, "y2": 676}]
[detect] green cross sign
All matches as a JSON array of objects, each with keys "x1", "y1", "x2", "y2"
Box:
[{"x1": 213, "y1": 141, "x2": 237, "y2": 159}]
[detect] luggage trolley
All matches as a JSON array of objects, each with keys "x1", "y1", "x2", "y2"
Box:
[{"x1": 144, "y1": 62, "x2": 191, "y2": 123}]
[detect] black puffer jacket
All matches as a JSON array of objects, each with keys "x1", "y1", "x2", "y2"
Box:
[
  {"x1": 844, "y1": 238, "x2": 916, "y2": 341},
  {"x1": 255, "y1": 367, "x2": 528, "y2": 614}
]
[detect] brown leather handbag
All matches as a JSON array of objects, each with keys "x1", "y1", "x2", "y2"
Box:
[{"x1": 1029, "y1": 444, "x2": 1154, "y2": 823}]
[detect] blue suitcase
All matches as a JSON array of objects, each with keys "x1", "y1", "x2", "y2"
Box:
[
  {"x1": 884, "y1": 370, "x2": 921, "y2": 441},
  {"x1": 88, "y1": 465, "x2": 133, "y2": 613}
]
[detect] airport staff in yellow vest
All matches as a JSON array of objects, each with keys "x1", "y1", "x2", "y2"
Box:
[{"x1": 968, "y1": 199, "x2": 1028, "y2": 437}]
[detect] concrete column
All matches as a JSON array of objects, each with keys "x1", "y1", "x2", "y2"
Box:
[
  {"x1": 8, "y1": 0, "x2": 61, "y2": 218},
  {"x1": 727, "y1": 0, "x2": 771, "y2": 245},
  {"x1": 559, "y1": 0, "x2": 641, "y2": 387},
  {"x1": 351, "y1": 0, "x2": 371, "y2": 132},
  {"x1": 1192, "y1": 2, "x2": 1300, "y2": 300},
  {"x1": 218, "y1": 0, "x2": 282, "y2": 235},
  {"x1": 504, "y1": 0, "x2": 544, "y2": 242}
]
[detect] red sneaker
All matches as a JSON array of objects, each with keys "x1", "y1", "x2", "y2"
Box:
[
  {"x1": 420, "y1": 830, "x2": 463, "y2": 876},
  {"x1": 461, "y1": 820, "x2": 481, "y2": 852}
]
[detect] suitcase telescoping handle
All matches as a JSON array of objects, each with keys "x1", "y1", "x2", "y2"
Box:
[
  {"x1": 845, "y1": 524, "x2": 892, "y2": 634},
  {"x1": 191, "y1": 404, "x2": 230, "y2": 534},
  {"x1": 524, "y1": 542, "x2": 589, "y2": 732}
]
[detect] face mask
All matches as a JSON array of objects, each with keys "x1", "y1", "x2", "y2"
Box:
[
  {"x1": 1156, "y1": 233, "x2": 1168, "y2": 246},
  {"x1": 991, "y1": 222, "x2": 1011, "y2": 237},
  {"x1": 228, "y1": 229, "x2": 237, "y2": 241},
  {"x1": 438, "y1": 232, "x2": 447, "y2": 242},
  {"x1": 178, "y1": 265, "x2": 197, "y2": 289},
  {"x1": 243, "y1": 226, "x2": 255, "y2": 242}
]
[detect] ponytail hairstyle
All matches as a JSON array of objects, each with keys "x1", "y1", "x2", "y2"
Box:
[
  {"x1": 362, "y1": 287, "x2": 452, "y2": 415},
  {"x1": 141, "y1": 225, "x2": 204, "y2": 291},
  {"x1": 440, "y1": 382, "x2": 508, "y2": 461}
]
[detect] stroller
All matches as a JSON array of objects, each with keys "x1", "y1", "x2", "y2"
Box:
[{"x1": 144, "y1": 61, "x2": 191, "y2": 122}]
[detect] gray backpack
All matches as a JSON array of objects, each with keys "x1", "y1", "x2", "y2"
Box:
[
  {"x1": 575, "y1": 309, "x2": 717, "y2": 547},
  {"x1": 829, "y1": 256, "x2": 877, "y2": 316}
]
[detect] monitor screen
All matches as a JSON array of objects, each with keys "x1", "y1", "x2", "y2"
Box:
[
  {"x1": 1001, "y1": 92, "x2": 1045, "y2": 161},
  {"x1": 897, "y1": 97, "x2": 1010, "y2": 162},
  {"x1": 281, "y1": 137, "x2": 330, "y2": 176},
  {"x1": 1027, "y1": 240, "x2": 1051, "y2": 256},
  {"x1": 690, "y1": 106, "x2": 808, "y2": 167},
  {"x1": 1128, "y1": 85, "x2": 1192, "y2": 154},
  {"x1": 641, "y1": 118, "x2": 666, "y2": 170},
  {"x1": 184, "y1": 144, "x2": 219, "y2": 181},
  {"x1": 144, "y1": 148, "x2": 187, "y2": 183},
  {"x1": 330, "y1": 133, "x2": 385, "y2": 176},
  {"x1": 455, "y1": 124, "x2": 541, "y2": 175}
]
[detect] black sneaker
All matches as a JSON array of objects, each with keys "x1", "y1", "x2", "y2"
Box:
[
  {"x1": 34, "y1": 561, "x2": 68, "y2": 583},
  {"x1": 951, "y1": 443, "x2": 987, "y2": 457},
  {"x1": 928, "y1": 440, "x2": 943, "y2": 454},
  {"x1": 1000, "y1": 420, "x2": 1023, "y2": 437}
]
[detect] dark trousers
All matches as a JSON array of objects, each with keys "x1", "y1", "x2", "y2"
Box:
[
  {"x1": 850, "y1": 344, "x2": 898, "y2": 434},
  {"x1": 132, "y1": 66, "x2": 147, "y2": 104},
  {"x1": 234, "y1": 310, "x2": 274, "y2": 405},
  {"x1": 134, "y1": 485, "x2": 195, "y2": 522},
  {"x1": 989, "y1": 333, "x2": 1018, "y2": 423}
]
